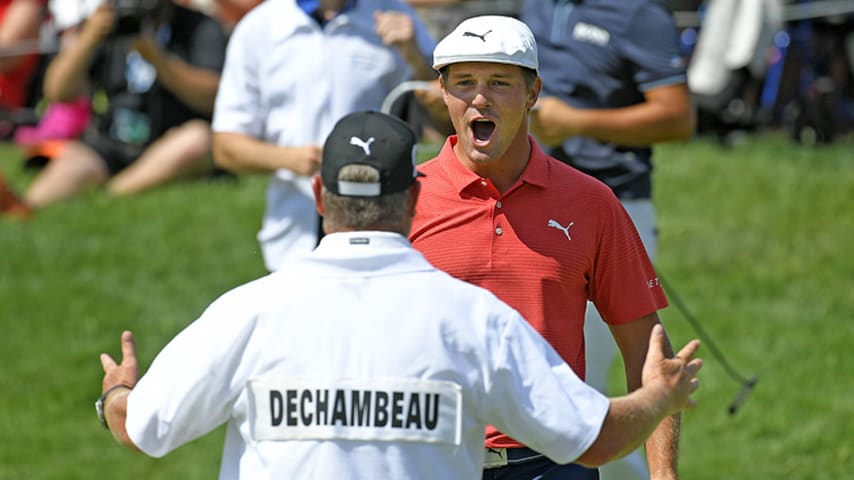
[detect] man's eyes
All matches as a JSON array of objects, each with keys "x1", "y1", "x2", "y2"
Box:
[{"x1": 453, "y1": 80, "x2": 511, "y2": 87}]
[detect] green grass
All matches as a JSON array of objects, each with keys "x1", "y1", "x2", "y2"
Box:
[
  {"x1": 651, "y1": 135, "x2": 854, "y2": 479},
  {"x1": 1, "y1": 134, "x2": 852, "y2": 478},
  {"x1": 0, "y1": 146, "x2": 267, "y2": 479}
]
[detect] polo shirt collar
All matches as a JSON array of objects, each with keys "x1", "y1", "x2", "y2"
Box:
[
  {"x1": 437, "y1": 135, "x2": 550, "y2": 195},
  {"x1": 296, "y1": 0, "x2": 356, "y2": 27},
  {"x1": 296, "y1": 0, "x2": 356, "y2": 15},
  {"x1": 307, "y1": 231, "x2": 434, "y2": 274},
  {"x1": 316, "y1": 231, "x2": 410, "y2": 252}
]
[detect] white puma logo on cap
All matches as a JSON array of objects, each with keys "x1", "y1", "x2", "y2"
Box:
[{"x1": 350, "y1": 136, "x2": 375, "y2": 155}]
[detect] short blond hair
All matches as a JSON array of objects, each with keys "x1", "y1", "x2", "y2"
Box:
[{"x1": 321, "y1": 164, "x2": 409, "y2": 232}]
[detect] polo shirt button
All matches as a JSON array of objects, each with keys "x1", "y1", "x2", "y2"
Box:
[
  {"x1": 495, "y1": 227, "x2": 503, "y2": 235},
  {"x1": 481, "y1": 180, "x2": 488, "y2": 186},
  {"x1": 496, "y1": 201, "x2": 502, "y2": 208}
]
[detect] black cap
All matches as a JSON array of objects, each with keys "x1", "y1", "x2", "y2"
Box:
[{"x1": 321, "y1": 111, "x2": 422, "y2": 197}]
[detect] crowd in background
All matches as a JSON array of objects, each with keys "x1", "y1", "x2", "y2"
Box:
[
  {"x1": 676, "y1": 0, "x2": 854, "y2": 145},
  {"x1": 0, "y1": 1, "x2": 850, "y2": 215}
]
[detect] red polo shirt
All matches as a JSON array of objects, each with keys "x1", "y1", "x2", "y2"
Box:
[{"x1": 410, "y1": 136, "x2": 667, "y2": 448}]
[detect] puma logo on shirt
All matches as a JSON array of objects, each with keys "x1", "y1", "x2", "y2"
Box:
[{"x1": 547, "y1": 219, "x2": 574, "y2": 240}]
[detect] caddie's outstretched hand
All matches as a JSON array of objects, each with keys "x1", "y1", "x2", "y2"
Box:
[
  {"x1": 100, "y1": 331, "x2": 139, "y2": 393},
  {"x1": 642, "y1": 324, "x2": 702, "y2": 417}
]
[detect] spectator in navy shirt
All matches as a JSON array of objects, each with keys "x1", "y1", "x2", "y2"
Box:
[{"x1": 524, "y1": 1, "x2": 696, "y2": 479}]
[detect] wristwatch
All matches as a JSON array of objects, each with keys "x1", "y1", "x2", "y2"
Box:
[{"x1": 95, "y1": 384, "x2": 132, "y2": 430}]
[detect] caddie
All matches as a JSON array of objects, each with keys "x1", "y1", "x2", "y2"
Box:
[{"x1": 96, "y1": 111, "x2": 702, "y2": 479}]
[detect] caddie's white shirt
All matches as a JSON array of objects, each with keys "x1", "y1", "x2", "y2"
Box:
[
  {"x1": 126, "y1": 232, "x2": 610, "y2": 479},
  {"x1": 212, "y1": 0, "x2": 435, "y2": 271}
]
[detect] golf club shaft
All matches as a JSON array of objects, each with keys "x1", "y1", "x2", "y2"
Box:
[
  {"x1": 659, "y1": 274, "x2": 750, "y2": 385},
  {"x1": 658, "y1": 273, "x2": 759, "y2": 414}
]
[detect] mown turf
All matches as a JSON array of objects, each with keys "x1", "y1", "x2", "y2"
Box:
[{"x1": 0, "y1": 133, "x2": 851, "y2": 479}]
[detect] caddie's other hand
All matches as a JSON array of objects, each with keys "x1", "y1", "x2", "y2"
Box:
[
  {"x1": 100, "y1": 331, "x2": 139, "y2": 392},
  {"x1": 642, "y1": 324, "x2": 702, "y2": 417},
  {"x1": 374, "y1": 10, "x2": 416, "y2": 49}
]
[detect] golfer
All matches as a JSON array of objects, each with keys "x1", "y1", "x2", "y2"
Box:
[{"x1": 409, "y1": 15, "x2": 681, "y2": 479}]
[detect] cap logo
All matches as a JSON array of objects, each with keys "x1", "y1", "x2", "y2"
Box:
[
  {"x1": 462, "y1": 29, "x2": 492, "y2": 42},
  {"x1": 349, "y1": 136, "x2": 375, "y2": 156}
]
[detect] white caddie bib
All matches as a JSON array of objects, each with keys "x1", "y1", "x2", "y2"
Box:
[{"x1": 248, "y1": 378, "x2": 462, "y2": 445}]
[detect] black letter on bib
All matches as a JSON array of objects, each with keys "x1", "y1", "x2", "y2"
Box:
[
  {"x1": 270, "y1": 390, "x2": 284, "y2": 426},
  {"x1": 375, "y1": 391, "x2": 389, "y2": 426},
  {"x1": 331, "y1": 389, "x2": 348, "y2": 425},
  {"x1": 286, "y1": 389, "x2": 298, "y2": 426},
  {"x1": 406, "y1": 394, "x2": 422, "y2": 429},
  {"x1": 300, "y1": 389, "x2": 313, "y2": 425},
  {"x1": 424, "y1": 394, "x2": 440, "y2": 430},
  {"x1": 351, "y1": 390, "x2": 371, "y2": 426},
  {"x1": 392, "y1": 391, "x2": 405, "y2": 428}
]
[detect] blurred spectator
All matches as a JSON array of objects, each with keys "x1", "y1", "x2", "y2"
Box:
[
  {"x1": 689, "y1": 0, "x2": 783, "y2": 100},
  {"x1": 687, "y1": 0, "x2": 784, "y2": 142},
  {"x1": 7, "y1": 0, "x2": 93, "y2": 165},
  {"x1": 0, "y1": 0, "x2": 228, "y2": 217},
  {"x1": 776, "y1": 9, "x2": 854, "y2": 144},
  {"x1": 0, "y1": 0, "x2": 51, "y2": 141},
  {"x1": 679, "y1": 1, "x2": 854, "y2": 144},
  {"x1": 524, "y1": 1, "x2": 695, "y2": 479},
  {"x1": 211, "y1": 0, "x2": 435, "y2": 272},
  {"x1": 0, "y1": 0, "x2": 44, "y2": 111},
  {"x1": 0, "y1": 0, "x2": 89, "y2": 188}
]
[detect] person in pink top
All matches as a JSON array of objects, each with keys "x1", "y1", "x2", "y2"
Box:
[{"x1": 409, "y1": 16, "x2": 678, "y2": 479}]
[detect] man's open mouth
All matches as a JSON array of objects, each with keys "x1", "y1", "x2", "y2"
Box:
[{"x1": 471, "y1": 118, "x2": 496, "y2": 143}]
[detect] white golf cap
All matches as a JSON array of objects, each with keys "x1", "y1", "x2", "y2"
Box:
[{"x1": 432, "y1": 15, "x2": 538, "y2": 72}]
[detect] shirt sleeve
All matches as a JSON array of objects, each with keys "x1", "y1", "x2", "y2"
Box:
[
  {"x1": 589, "y1": 195, "x2": 667, "y2": 325},
  {"x1": 125, "y1": 289, "x2": 257, "y2": 457},
  {"x1": 622, "y1": 3, "x2": 687, "y2": 91},
  {"x1": 211, "y1": 14, "x2": 265, "y2": 137},
  {"x1": 482, "y1": 309, "x2": 610, "y2": 464}
]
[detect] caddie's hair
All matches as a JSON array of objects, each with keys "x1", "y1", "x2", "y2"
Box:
[{"x1": 321, "y1": 164, "x2": 410, "y2": 232}]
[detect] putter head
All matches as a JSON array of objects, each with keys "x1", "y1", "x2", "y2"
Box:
[{"x1": 728, "y1": 375, "x2": 758, "y2": 415}]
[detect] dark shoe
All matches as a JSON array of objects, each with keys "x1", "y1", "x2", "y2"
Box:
[{"x1": 0, "y1": 174, "x2": 32, "y2": 219}]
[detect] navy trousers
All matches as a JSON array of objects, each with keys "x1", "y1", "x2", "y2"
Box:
[{"x1": 482, "y1": 457, "x2": 599, "y2": 480}]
